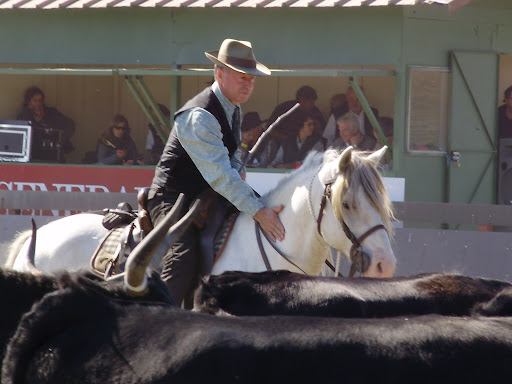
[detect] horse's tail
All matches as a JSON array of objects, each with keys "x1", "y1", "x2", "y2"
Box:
[{"x1": 5, "y1": 230, "x2": 32, "y2": 268}]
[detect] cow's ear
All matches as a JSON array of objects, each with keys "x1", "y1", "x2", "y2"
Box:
[
  {"x1": 338, "y1": 146, "x2": 353, "y2": 173},
  {"x1": 368, "y1": 145, "x2": 387, "y2": 167}
]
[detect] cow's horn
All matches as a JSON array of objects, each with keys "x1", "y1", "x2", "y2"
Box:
[
  {"x1": 26, "y1": 218, "x2": 43, "y2": 275},
  {"x1": 124, "y1": 195, "x2": 202, "y2": 295},
  {"x1": 124, "y1": 194, "x2": 186, "y2": 294}
]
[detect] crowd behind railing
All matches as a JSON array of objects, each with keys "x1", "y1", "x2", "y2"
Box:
[
  {"x1": 13, "y1": 84, "x2": 394, "y2": 169},
  {"x1": 241, "y1": 85, "x2": 393, "y2": 171}
]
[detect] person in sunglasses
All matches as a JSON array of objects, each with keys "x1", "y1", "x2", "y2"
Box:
[{"x1": 97, "y1": 113, "x2": 139, "y2": 165}]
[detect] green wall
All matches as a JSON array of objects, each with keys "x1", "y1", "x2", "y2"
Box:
[
  {"x1": 0, "y1": 8, "x2": 402, "y2": 67},
  {"x1": 399, "y1": 5, "x2": 512, "y2": 202},
  {"x1": 0, "y1": 9, "x2": 173, "y2": 65},
  {"x1": 2, "y1": 4, "x2": 512, "y2": 203}
]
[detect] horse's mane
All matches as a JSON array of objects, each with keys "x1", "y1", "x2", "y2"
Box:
[{"x1": 262, "y1": 149, "x2": 395, "y2": 238}]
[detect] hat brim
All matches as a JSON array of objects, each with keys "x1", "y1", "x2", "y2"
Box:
[{"x1": 205, "y1": 51, "x2": 271, "y2": 77}]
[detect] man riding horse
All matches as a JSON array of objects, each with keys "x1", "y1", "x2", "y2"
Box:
[{"x1": 147, "y1": 39, "x2": 286, "y2": 307}]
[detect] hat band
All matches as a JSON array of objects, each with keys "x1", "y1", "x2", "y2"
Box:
[{"x1": 218, "y1": 53, "x2": 257, "y2": 69}]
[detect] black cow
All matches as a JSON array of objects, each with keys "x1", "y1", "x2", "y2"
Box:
[
  {"x1": 0, "y1": 269, "x2": 173, "y2": 365},
  {"x1": 3, "y1": 279, "x2": 512, "y2": 384},
  {"x1": 193, "y1": 269, "x2": 512, "y2": 317},
  {"x1": 0, "y1": 269, "x2": 58, "y2": 363},
  {"x1": 474, "y1": 286, "x2": 512, "y2": 316},
  {"x1": 0, "y1": 194, "x2": 193, "y2": 379}
]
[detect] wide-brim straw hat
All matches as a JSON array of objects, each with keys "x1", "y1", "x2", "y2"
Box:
[{"x1": 205, "y1": 39, "x2": 271, "y2": 77}]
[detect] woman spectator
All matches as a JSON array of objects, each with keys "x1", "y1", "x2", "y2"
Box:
[
  {"x1": 270, "y1": 114, "x2": 326, "y2": 169},
  {"x1": 97, "y1": 114, "x2": 139, "y2": 165}
]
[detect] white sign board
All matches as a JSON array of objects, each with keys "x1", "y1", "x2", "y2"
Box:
[{"x1": 246, "y1": 171, "x2": 405, "y2": 202}]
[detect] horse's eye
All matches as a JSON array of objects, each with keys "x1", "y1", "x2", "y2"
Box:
[{"x1": 342, "y1": 202, "x2": 350, "y2": 210}]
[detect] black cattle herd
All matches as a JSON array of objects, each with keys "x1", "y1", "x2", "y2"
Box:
[{"x1": 2, "y1": 212, "x2": 512, "y2": 382}]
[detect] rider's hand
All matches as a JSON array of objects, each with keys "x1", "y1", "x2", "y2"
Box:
[{"x1": 253, "y1": 205, "x2": 285, "y2": 242}]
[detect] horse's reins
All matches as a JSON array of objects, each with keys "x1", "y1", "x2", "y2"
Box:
[
  {"x1": 248, "y1": 103, "x2": 311, "y2": 274},
  {"x1": 255, "y1": 222, "x2": 308, "y2": 274},
  {"x1": 252, "y1": 182, "x2": 336, "y2": 276}
]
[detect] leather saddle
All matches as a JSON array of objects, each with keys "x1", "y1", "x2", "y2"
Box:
[
  {"x1": 90, "y1": 188, "x2": 152, "y2": 278},
  {"x1": 90, "y1": 187, "x2": 239, "y2": 278}
]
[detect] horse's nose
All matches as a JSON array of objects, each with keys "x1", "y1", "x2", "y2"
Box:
[
  {"x1": 375, "y1": 259, "x2": 396, "y2": 277},
  {"x1": 366, "y1": 248, "x2": 396, "y2": 278}
]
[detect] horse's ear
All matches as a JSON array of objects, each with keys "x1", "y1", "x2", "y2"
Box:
[
  {"x1": 368, "y1": 145, "x2": 388, "y2": 166},
  {"x1": 338, "y1": 146, "x2": 353, "y2": 172}
]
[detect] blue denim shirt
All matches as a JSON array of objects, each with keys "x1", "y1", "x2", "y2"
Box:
[{"x1": 174, "y1": 82, "x2": 263, "y2": 217}]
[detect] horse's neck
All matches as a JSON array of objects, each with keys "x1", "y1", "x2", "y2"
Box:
[
  {"x1": 212, "y1": 169, "x2": 330, "y2": 276},
  {"x1": 260, "y1": 170, "x2": 330, "y2": 275}
]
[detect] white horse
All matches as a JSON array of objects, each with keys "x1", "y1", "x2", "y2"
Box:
[{"x1": 6, "y1": 146, "x2": 396, "y2": 278}]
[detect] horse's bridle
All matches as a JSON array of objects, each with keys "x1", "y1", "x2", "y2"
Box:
[
  {"x1": 315, "y1": 182, "x2": 386, "y2": 277},
  {"x1": 254, "y1": 174, "x2": 387, "y2": 277}
]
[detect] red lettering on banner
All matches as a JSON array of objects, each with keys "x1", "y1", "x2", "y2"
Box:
[
  {"x1": 0, "y1": 164, "x2": 154, "y2": 192},
  {"x1": 0, "y1": 163, "x2": 155, "y2": 216}
]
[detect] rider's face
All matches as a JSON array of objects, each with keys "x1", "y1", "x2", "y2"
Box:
[{"x1": 217, "y1": 67, "x2": 255, "y2": 105}]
